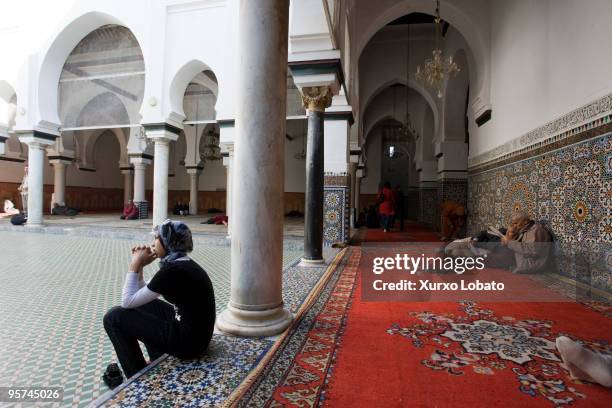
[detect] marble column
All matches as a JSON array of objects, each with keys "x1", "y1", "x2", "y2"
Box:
[
  {"x1": 187, "y1": 168, "x2": 200, "y2": 215},
  {"x1": 131, "y1": 161, "x2": 147, "y2": 203},
  {"x1": 348, "y1": 162, "x2": 357, "y2": 228},
  {"x1": 222, "y1": 146, "x2": 234, "y2": 239},
  {"x1": 355, "y1": 169, "x2": 363, "y2": 216},
  {"x1": 121, "y1": 168, "x2": 134, "y2": 204},
  {"x1": 50, "y1": 159, "x2": 70, "y2": 206},
  {"x1": 144, "y1": 125, "x2": 180, "y2": 227},
  {"x1": 300, "y1": 87, "x2": 332, "y2": 264},
  {"x1": 216, "y1": 0, "x2": 292, "y2": 337},
  {"x1": 18, "y1": 133, "x2": 56, "y2": 226}
]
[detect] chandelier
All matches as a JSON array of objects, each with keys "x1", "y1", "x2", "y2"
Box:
[
  {"x1": 415, "y1": 0, "x2": 460, "y2": 98},
  {"x1": 202, "y1": 127, "x2": 222, "y2": 161}
]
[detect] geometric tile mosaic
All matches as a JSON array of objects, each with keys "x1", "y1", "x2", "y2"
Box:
[
  {"x1": 0, "y1": 230, "x2": 304, "y2": 407},
  {"x1": 468, "y1": 133, "x2": 612, "y2": 294},
  {"x1": 323, "y1": 186, "x2": 349, "y2": 246}
]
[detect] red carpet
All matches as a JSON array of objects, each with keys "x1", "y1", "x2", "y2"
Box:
[
  {"x1": 321, "y1": 227, "x2": 612, "y2": 407},
  {"x1": 364, "y1": 222, "x2": 443, "y2": 242},
  {"x1": 228, "y1": 225, "x2": 611, "y2": 407}
]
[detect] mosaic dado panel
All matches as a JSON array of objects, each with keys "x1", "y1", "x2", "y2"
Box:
[
  {"x1": 467, "y1": 132, "x2": 612, "y2": 294},
  {"x1": 438, "y1": 179, "x2": 468, "y2": 207},
  {"x1": 469, "y1": 93, "x2": 612, "y2": 168},
  {"x1": 418, "y1": 188, "x2": 438, "y2": 227},
  {"x1": 324, "y1": 175, "x2": 350, "y2": 245},
  {"x1": 438, "y1": 179, "x2": 468, "y2": 235}
]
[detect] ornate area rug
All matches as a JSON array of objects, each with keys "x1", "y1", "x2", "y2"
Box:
[
  {"x1": 223, "y1": 248, "x2": 360, "y2": 407},
  {"x1": 321, "y1": 255, "x2": 612, "y2": 407}
]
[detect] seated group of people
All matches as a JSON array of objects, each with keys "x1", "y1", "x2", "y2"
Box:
[{"x1": 173, "y1": 201, "x2": 190, "y2": 216}]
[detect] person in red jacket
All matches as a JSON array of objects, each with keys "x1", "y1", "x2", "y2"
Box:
[
  {"x1": 121, "y1": 200, "x2": 139, "y2": 220},
  {"x1": 378, "y1": 181, "x2": 395, "y2": 232}
]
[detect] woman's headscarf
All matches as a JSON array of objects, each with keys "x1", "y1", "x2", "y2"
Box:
[{"x1": 153, "y1": 219, "x2": 193, "y2": 265}]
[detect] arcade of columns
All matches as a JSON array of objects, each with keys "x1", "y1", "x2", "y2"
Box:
[{"x1": 14, "y1": 0, "x2": 362, "y2": 337}]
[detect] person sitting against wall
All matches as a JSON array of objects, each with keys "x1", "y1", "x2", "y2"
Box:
[
  {"x1": 501, "y1": 210, "x2": 552, "y2": 274},
  {"x1": 173, "y1": 201, "x2": 189, "y2": 216},
  {"x1": 120, "y1": 200, "x2": 139, "y2": 220},
  {"x1": 440, "y1": 201, "x2": 466, "y2": 241},
  {"x1": 102, "y1": 219, "x2": 216, "y2": 386},
  {"x1": 1, "y1": 199, "x2": 20, "y2": 218}
]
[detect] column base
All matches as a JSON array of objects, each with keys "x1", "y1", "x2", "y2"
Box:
[
  {"x1": 216, "y1": 303, "x2": 293, "y2": 337},
  {"x1": 299, "y1": 257, "x2": 325, "y2": 267}
]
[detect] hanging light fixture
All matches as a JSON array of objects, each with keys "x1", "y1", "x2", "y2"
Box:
[
  {"x1": 202, "y1": 126, "x2": 222, "y2": 161},
  {"x1": 415, "y1": 0, "x2": 460, "y2": 98}
]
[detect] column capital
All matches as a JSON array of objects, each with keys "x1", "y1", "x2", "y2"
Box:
[
  {"x1": 186, "y1": 167, "x2": 203, "y2": 175},
  {"x1": 301, "y1": 86, "x2": 332, "y2": 112},
  {"x1": 129, "y1": 156, "x2": 152, "y2": 166},
  {"x1": 0, "y1": 124, "x2": 8, "y2": 138},
  {"x1": 143, "y1": 123, "x2": 180, "y2": 143},
  {"x1": 49, "y1": 158, "x2": 72, "y2": 166},
  {"x1": 17, "y1": 131, "x2": 56, "y2": 149}
]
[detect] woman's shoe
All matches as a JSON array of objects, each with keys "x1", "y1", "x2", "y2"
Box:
[{"x1": 103, "y1": 363, "x2": 124, "y2": 389}]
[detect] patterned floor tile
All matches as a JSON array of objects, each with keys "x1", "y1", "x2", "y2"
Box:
[{"x1": 0, "y1": 230, "x2": 305, "y2": 407}]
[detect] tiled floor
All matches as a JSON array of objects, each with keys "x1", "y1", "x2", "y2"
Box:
[
  {"x1": 0, "y1": 230, "x2": 304, "y2": 407},
  {"x1": 29, "y1": 213, "x2": 306, "y2": 237}
]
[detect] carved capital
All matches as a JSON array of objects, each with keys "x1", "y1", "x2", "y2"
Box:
[{"x1": 301, "y1": 86, "x2": 332, "y2": 112}]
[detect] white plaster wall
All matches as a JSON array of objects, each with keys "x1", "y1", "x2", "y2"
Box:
[
  {"x1": 285, "y1": 119, "x2": 307, "y2": 192},
  {"x1": 324, "y1": 120, "x2": 349, "y2": 174},
  {"x1": 470, "y1": 0, "x2": 612, "y2": 157}
]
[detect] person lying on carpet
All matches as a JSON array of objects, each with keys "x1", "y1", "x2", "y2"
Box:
[
  {"x1": 556, "y1": 336, "x2": 612, "y2": 388},
  {"x1": 51, "y1": 202, "x2": 80, "y2": 216},
  {"x1": 501, "y1": 211, "x2": 552, "y2": 274},
  {"x1": 103, "y1": 219, "x2": 216, "y2": 387},
  {"x1": 202, "y1": 214, "x2": 228, "y2": 225}
]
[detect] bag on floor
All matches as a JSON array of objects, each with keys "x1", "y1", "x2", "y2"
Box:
[{"x1": 10, "y1": 213, "x2": 27, "y2": 225}]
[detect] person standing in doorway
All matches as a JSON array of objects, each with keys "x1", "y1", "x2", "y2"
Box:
[
  {"x1": 378, "y1": 181, "x2": 395, "y2": 232},
  {"x1": 17, "y1": 166, "x2": 28, "y2": 215}
]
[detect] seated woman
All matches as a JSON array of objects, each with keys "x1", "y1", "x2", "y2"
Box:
[
  {"x1": 103, "y1": 220, "x2": 216, "y2": 385},
  {"x1": 0, "y1": 199, "x2": 20, "y2": 218},
  {"x1": 120, "y1": 200, "x2": 139, "y2": 220}
]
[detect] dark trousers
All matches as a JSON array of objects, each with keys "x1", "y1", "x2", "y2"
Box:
[
  {"x1": 103, "y1": 300, "x2": 177, "y2": 378},
  {"x1": 380, "y1": 214, "x2": 393, "y2": 230}
]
